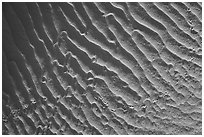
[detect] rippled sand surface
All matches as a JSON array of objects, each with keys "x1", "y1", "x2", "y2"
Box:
[{"x1": 2, "y1": 2, "x2": 202, "y2": 135}]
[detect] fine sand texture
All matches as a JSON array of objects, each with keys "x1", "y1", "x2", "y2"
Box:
[{"x1": 2, "y1": 2, "x2": 202, "y2": 135}]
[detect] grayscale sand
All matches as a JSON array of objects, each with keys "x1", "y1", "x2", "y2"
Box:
[{"x1": 2, "y1": 2, "x2": 202, "y2": 135}]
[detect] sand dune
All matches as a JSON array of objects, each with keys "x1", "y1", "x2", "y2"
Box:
[{"x1": 2, "y1": 2, "x2": 202, "y2": 135}]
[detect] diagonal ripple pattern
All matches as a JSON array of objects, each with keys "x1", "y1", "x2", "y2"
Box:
[{"x1": 2, "y1": 2, "x2": 202, "y2": 135}]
